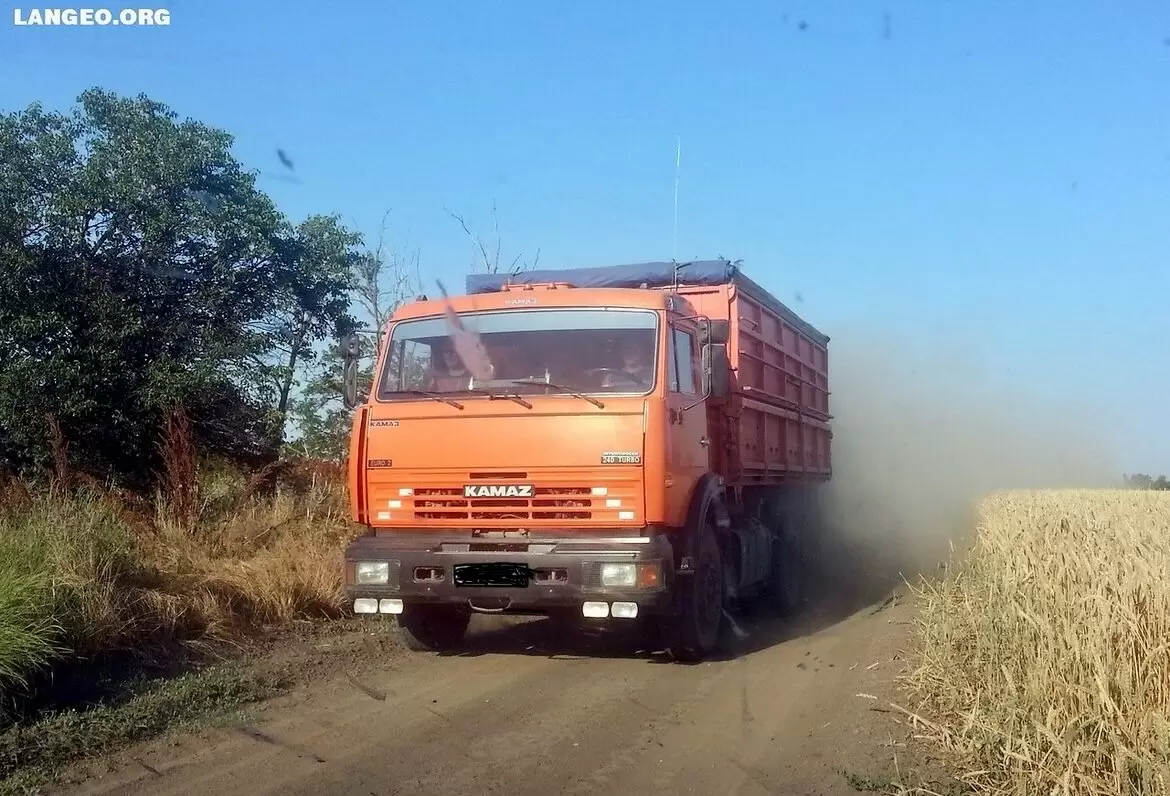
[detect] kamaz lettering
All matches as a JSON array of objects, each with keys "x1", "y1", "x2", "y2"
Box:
[{"x1": 463, "y1": 484, "x2": 535, "y2": 498}]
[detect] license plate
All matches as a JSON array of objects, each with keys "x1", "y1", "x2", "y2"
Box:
[{"x1": 453, "y1": 562, "x2": 533, "y2": 588}]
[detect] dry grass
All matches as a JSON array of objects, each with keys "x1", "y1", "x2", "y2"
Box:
[
  {"x1": 0, "y1": 459, "x2": 353, "y2": 710},
  {"x1": 906, "y1": 489, "x2": 1170, "y2": 795}
]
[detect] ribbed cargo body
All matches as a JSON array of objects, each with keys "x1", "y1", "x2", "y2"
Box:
[{"x1": 676, "y1": 277, "x2": 831, "y2": 487}]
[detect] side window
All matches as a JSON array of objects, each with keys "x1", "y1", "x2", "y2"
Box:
[
  {"x1": 667, "y1": 331, "x2": 680, "y2": 392},
  {"x1": 671, "y1": 328, "x2": 697, "y2": 394}
]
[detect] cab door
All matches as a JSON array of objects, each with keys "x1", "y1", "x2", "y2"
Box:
[{"x1": 665, "y1": 322, "x2": 711, "y2": 525}]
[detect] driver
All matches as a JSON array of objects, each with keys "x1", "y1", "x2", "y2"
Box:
[
  {"x1": 602, "y1": 337, "x2": 654, "y2": 388},
  {"x1": 427, "y1": 343, "x2": 470, "y2": 392}
]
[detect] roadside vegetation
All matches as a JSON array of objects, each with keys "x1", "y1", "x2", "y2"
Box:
[
  {"x1": 0, "y1": 432, "x2": 350, "y2": 791},
  {"x1": 0, "y1": 85, "x2": 534, "y2": 790},
  {"x1": 907, "y1": 489, "x2": 1170, "y2": 795},
  {"x1": 0, "y1": 445, "x2": 350, "y2": 708}
]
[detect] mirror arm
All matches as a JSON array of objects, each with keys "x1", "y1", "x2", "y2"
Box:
[{"x1": 682, "y1": 342, "x2": 714, "y2": 412}]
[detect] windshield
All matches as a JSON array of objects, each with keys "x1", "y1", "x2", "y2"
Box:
[{"x1": 377, "y1": 308, "x2": 658, "y2": 400}]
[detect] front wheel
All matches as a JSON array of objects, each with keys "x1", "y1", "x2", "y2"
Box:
[
  {"x1": 662, "y1": 524, "x2": 724, "y2": 662},
  {"x1": 397, "y1": 605, "x2": 471, "y2": 652}
]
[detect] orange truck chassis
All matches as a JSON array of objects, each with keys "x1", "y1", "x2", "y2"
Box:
[{"x1": 341, "y1": 259, "x2": 832, "y2": 661}]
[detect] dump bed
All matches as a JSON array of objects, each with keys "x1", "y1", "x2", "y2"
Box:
[{"x1": 466, "y1": 259, "x2": 832, "y2": 487}]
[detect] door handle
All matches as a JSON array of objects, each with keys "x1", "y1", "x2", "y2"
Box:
[{"x1": 699, "y1": 436, "x2": 710, "y2": 447}]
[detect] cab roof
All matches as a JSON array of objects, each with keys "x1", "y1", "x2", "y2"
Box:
[{"x1": 391, "y1": 283, "x2": 681, "y2": 321}]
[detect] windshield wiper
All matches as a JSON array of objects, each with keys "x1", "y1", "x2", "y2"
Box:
[
  {"x1": 508, "y1": 380, "x2": 605, "y2": 409},
  {"x1": 394, "y1": 389, "x2": 464, "y2": 409},
  {"x1": 398, "y1": 386, "x2": 535, "y2": 409},
  {"x1": 485, "y1": 390, "x2": 533, "y2": 409}
]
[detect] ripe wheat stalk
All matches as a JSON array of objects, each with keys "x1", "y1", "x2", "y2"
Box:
[{"x1": 905, "y1": 489, "x2": 1170, "y2": 795}]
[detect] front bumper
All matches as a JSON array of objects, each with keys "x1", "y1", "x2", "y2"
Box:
[{"x1": 344, "y1": 529, "x2": 678, "y2": 615}]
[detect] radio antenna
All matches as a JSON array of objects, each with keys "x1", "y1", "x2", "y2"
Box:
[{"x1": 672, "y1": 135, "x2": 681, "y2": 262}]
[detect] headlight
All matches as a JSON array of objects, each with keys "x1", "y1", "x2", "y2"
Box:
[
  {"x1": 600, "y1": 563, "x2": 637, "y2": 588},
  {"x1": 355, "y1": 561, "x2": 390, "y2": 585}
]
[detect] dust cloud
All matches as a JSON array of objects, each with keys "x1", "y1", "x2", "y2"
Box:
[{"x1": 813, "y1": 326, "x2": 1120, "y2": 591}]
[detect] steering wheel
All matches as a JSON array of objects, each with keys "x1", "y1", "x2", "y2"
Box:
[{"x1": 584, "y1": 367, "x2": 644, "y2": 386}]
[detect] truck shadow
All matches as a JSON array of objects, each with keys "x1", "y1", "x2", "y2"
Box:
[{"x1": 433, "y1": 533, "x2": 949, "y2": 664}]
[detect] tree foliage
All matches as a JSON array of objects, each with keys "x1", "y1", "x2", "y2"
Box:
[
  {"x1": 284, "y1": 214, "x2": 421, "y2": 460},
  {"x1": 0, "y1": 89, "x2": 538, "y2": 478},
  {"x1": 1123, "y1": 473, "x2": 1170, "y2": 491},
  {"x1": 0, "y1": 89, "x2": 364, "y2": 483}
]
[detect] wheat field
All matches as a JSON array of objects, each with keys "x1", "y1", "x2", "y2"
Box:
[{"x1": 908, "y1": 489, "x2": 1170, "y2": 795}]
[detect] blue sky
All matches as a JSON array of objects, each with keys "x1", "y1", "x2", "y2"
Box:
[{"x1": 4, "y1": 1, "x2": 1168, "y2": 473}]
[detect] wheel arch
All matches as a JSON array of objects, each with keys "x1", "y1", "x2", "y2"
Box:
[{"x1": 677, "y1": 474, "x2": 731, "y2": 573}]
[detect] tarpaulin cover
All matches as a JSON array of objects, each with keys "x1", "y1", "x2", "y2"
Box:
[
  {"x1": 462, "y1": 257, "x2": 830, "y2": 345},
  {"x1": 464, "y1": 260, "x2": 741, "y2": 295}
]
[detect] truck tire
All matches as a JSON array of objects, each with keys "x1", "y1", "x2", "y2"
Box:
[
  {"x1": 664, "y1": 522, "x2": 724, "y2": 662},
  {"x1": 764, "y1": 528, "x2": 803, "y2": 615},
  {"x1": 397, "y1": 605, "x2": 471, "y2": 652}
]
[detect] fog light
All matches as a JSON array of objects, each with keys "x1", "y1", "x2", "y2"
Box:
[
  {"x1": 355, "y1": 561, "x2": 390, "y2": 585},
  {"x1": 379, "y1": 598, "x2": 403, "y2": 614},
  {"x1": 611, "y1": 601, "x2": 638, "y2": 619},
  {"x1": 600, "y1": 563, "x2": 636, "y2": 587},
  {"x1": 582, "y1": 601, "x2": 610, "y2": 618},
  {"x1": 353, "y1": 598, "x2": 379, "y2": 614}
]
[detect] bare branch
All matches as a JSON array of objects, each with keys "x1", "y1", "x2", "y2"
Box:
[
  {"x1": 350, "y1": 209, "x2": 422, "y2": 354},
  {"x1": 492, "y1": 199, "x2": 502, "y2": 274},
  {"x1": 445, "y1": 200, "x2": 537, "y2": 275},
  {"x1": 445, "y1": 206, "x2": 495, "y2": 273}
]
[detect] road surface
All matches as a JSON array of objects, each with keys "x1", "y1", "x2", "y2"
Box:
[{"x1": 63, "y1": 552, "x2": 930, "y2": 796}]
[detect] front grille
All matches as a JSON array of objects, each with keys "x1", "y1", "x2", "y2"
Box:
[
  {"x1": 370, "y1": 471, "x2": 644, "y2": 527},
  {"x1": 414, "y1": 486, "x2": 594, "y2": 521}
]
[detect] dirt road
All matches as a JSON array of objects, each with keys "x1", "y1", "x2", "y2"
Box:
[{"x1": 62, "y1": 551, "x2": 937, "y2": 796}]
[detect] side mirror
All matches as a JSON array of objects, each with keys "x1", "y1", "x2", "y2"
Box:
[
  {"x1": 344, "y1": 331, "x2": 362, "y2": 359},
  {"x1": 701, "y1": 343, "x2": 730, "y2": 399},
  {"x1": 341, "y1": 332, "x2": 363, "y2": 410}
]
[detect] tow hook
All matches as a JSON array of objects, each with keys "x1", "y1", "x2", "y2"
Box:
[{"x1": 467, "y1": 597, "x2": 512, "y2": 614}]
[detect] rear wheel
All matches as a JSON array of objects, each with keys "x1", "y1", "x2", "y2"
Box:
[
  {"x1": 663, "y1": 523, "x2": 724, "y2": 662},
  {"x1": 397, "y1": 605, "x2": 471, "y2": 651}
]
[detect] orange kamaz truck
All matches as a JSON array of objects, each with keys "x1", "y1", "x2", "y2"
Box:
[{"x1": 340, "y1": 260, "x2": 831, "y2": 661}]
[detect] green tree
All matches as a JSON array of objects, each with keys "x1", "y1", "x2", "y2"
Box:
[
  {"x1": 284, "y1": 213, "x2": 420, "y2": 459},
  {"x1": 244, "y1": 214, "x2": 364, "y2": 442},
  {"x1": 0, "y1": 89, "x2": 348, "y2": 482},
  {"x1": 1123, "y1": 473, "x2": 1170, "y2": 491}
]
